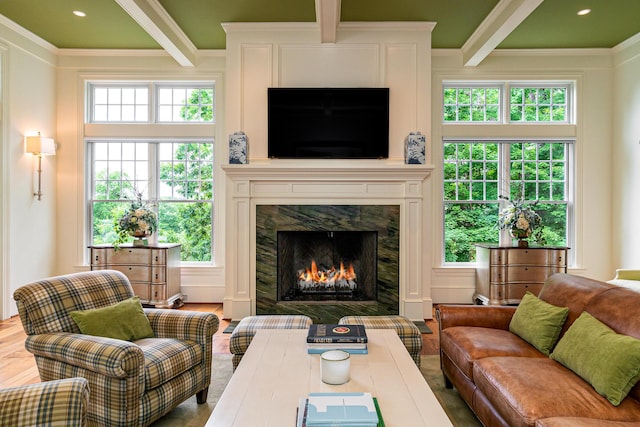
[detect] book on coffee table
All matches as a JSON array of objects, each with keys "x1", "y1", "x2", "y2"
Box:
[
  {"x1": 296, "y1": 392, "x2": 379, "y2": 427},
  {"x1": 307, "y1": 324, "x2": 368, "y2": 344},
  {"x1": 306, "y1": 346, "x2": 368, "y2": 355}
]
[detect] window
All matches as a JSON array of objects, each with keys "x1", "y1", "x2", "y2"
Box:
[
  {"x1": 157, "y1": 85, "x2": 214, "y2": 122},
  {"x1": 89, "y1": 83, "x2": 214, "y2": 124},
  {"x1": 443, "y1": 86, "x2": 501, "y2": 122},
  {"x1": 443, "y1": 83, "x2": 571, "y2": 123},
  {"x1": 509, "y1": 86, "x2": 568, "y2": 122},
  {"x1": 91, "y1": 85, "x2": 149, "y2": 122},
  {"x1": 442, "y1": 81, "x2": 573, "y2": 263},
  {"x1": 444, "y1": 140, "x2": 570, "y2": 262},
  {"x1": 89, "y1": 141, "x2": 214, "y2": 262},
  {"x1": 87, "y1": 82, "x2": 216, "y2": 262}
]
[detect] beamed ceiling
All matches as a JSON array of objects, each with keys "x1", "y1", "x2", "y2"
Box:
[{"x1": 0, "y1": 0, "x2": 638, "y2": 67}]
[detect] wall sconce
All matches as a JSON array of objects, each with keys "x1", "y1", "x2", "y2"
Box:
[{"x1": 25, "y1": 133, "x2": 56, "y2": 201}]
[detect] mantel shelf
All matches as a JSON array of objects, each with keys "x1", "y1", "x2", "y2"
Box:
[{"x1": 222, "y1": 160, "x2": 434, "y2": 181}]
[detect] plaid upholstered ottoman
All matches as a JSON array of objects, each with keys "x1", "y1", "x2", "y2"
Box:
[
  {"x1": 229, "y1": 314, "x2": 313, "y2": 370},
  {"x1": 338, "y1": 315, "x2": 422, "y2": 366}
]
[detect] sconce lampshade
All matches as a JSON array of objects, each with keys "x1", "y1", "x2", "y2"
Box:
[{"x1": 26, "y1": 135, "x2": 56, "y2": 156}]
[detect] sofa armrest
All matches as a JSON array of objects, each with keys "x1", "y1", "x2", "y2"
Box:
[
  {"x1": 0, "y1": 378, "x2": 89, "y2": 427},
  {"x1": 614, "y1": 269, "x2": 640, "y2": 281},
  {"x1": 25, "y1": 333, "x2": 144, "y2": 378},
  {"x1": 144, "y1": 309, "x2": 219, "y2": 342},
  {"x1": 436, "y1": 304, "x2": 517, "y2": 331}
]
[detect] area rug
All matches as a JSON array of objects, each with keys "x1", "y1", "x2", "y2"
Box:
[{"x1": 150, "y1": 353, "x2": 480, "y2": 426}]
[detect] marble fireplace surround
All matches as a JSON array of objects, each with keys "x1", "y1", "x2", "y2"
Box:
[{"x1": 222, "y1": 160, "x2": 433, "y2": 321}]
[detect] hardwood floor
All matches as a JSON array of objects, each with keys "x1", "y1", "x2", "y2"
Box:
[{"x1": 0, "y1": 303, "x2": 440, "y2": 389}]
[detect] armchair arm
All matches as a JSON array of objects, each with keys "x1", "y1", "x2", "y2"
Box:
[
  {"x1": 614, "y1": 269, "x2": 640, "y2": 281},
  {"x1": 436, "y1": 304, "x2": 517, "y2": 331},
  {"x1": 144, "y1": 309, "x2": 219, "y2": 341},
  {"x1": 25, "y1": 333, "x2": 144, "y2": 378},
  {"x1": 0, "y1": 378, "x2": 89, "y2": 427}
]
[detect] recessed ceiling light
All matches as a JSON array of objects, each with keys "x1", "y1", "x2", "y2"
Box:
[
  {"x1": 577, "y1": 9, "x2": 591, "y2": 16},
  {"x1": 73, "y1": 10, "x2": 86, "y2": 17}
]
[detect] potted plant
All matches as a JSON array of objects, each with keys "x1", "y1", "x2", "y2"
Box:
[
  {"x1": 113, "y1": 193, "x2": 158, "y2": 249},
  {"x1": 498, "y1": 196, "x2": 541, "y2": 247}
]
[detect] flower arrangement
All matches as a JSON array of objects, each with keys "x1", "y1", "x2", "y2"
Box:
[
  {"x1": 113, "y1": 193, "x2": 158, "y2": 249},
  {"x1": 498, "y1": 196, "x2": 542, "y2": 242}
]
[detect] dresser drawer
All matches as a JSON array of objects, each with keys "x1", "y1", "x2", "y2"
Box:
[
  {"x1": 505, "y1": 283, "x2": 544, "y2": 300},
  {"x1": 109, "y1": 265, "x2": 151, "y2": 282},
  {"x1": 546, "y1": 249, "x2": 567, "y2": 267},
  {"x1": 90, "y1": 248, "x2": 109, "y2": 266},
  {"x1": 151, "y1": 249, "x2": 166, "y2": 265},
  {"x1": 107, "y1": 248, "x2": 151, "y2": 265},
  {"x1": 504, "y1": 249, "x2": 551, "y2": 265},
  {"x1": 505, "y1": 266, "x2": 551, "y2": 282},
  {"x1": 151, "y1": 266, "x2": 166, "y2": 283},
  {"x1": 130, "y1": 282, "x2": 150, "y2": 301}
]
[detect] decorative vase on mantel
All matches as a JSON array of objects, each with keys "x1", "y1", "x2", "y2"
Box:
[{"x1": 510, "y1": 227, "x2": 532, "y2": 248}]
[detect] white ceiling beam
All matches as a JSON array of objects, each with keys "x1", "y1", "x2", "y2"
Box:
[
  {"x1": 461, "y1": 0, "x2": 543, "y2": 67},
  {"x1": 316, "y1": 0, "x2": 341, "y2": 43},
  {"x1": 115, "y1": 0, "x2": 197, "y2": 67}
]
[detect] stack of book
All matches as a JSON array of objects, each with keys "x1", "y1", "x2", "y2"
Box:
[
  {"x1": 296, "y1": 392, "x2": 383, "y2": 427},
  {"x1": 306, "y1": 324, "x2": 368, "y2": 354}
]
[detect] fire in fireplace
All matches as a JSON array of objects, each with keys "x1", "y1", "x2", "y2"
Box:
[
  {"x1": 277, "y1": 230, "x2": 377, "y2": 302},
  {"x1": 297, "y1": 259, "x2": 357, "y2": 294}
]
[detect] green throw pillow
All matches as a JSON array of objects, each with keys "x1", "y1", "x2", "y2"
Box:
[
  {"x1": 550, "y1": 311, "x2": 640, "y2": 406},
  {"x1": 509, "y1": 291, "x2": 569, "y2": 355},
  {"x1": 70, "y1": 296, "x2": 154, "y2": 341}
]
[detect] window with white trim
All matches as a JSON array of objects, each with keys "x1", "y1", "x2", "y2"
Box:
[
  {"x1": 87, "y1": 82, "x2": 215, "y2": 262},
  {"x1": 442, "y1": 82, "x2": 573, "y2": 263}
]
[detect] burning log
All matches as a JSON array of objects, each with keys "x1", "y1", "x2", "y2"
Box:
[{"x1": 296, "y1": 260, "x2": 357, "y2": 292}]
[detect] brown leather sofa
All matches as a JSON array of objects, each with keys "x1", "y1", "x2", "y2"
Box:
[{"x1": 437, "y1": 274, "x2": 640, "y2": 427}]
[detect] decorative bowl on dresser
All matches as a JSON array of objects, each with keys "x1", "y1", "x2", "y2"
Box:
[
  {"x1": 474, "y1": 243, "x2": 568, "y2": 305},
  {"x1": 89, "y1": 243, "x2": 182, "y2": 308}
]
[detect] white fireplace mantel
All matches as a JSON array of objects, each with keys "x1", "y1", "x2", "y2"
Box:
[{"x1": 222, "y1": 160, "x2": 434, "y2": 321}]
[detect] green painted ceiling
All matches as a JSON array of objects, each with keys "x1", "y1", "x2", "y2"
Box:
[{"x1": 0, "y1": 0, "x2": 638, "y2": 50}]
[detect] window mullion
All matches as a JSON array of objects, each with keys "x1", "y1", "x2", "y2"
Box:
[{"x1": 149, "y1": 142, "x2": 159, "y2": 204}]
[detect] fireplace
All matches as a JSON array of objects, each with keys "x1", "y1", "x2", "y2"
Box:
[
  {"x1": 221, "y1": 162, "x2": 433, "y2": 322},
  {"x1": 277, "y1": 231, "x2": 377, "y2": 302},
  {"x1": 256, "y1": 205, "x2": 399, "y2": 323}
]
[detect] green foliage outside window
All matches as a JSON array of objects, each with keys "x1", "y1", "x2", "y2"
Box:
[
  {"x1": 91, "y1": 87, "x2": 215, "y2": 262},
  {"x1": 444, "y1": 141, "x2": 568, "y2": 262}
]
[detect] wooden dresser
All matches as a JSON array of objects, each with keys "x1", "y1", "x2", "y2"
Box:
[
  {"x1": 89, "y1": 243, "x2": 183, "y2": 308},
  {"x1": 474, "y1": 244, "x2": 568, "y2": 305}
]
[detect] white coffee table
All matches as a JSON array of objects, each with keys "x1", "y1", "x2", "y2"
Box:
[{"x1": 206, "y1": 329, "x2": 453, "y2": 426}]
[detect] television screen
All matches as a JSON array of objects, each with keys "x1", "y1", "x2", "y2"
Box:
[{"x1": 268, "y1": 88, "x2": 389, "y2": 159}]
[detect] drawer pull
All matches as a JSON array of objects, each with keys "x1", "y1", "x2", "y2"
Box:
[
  {"x1": 155, "y1": 256, "x2": 159, "y2": 262},
  {"x1": 155, "y1": 273, "x2": 159, "y2": 280},
  {"x1": 95, "y1": 255, "x2": 99, "y2": 262}
]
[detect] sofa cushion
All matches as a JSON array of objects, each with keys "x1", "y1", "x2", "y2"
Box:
[
  {"x1": 69, "y1": 296, "x2": 154, "y2": 341},
  {"x1": 473, "y1": 357, "x2": 640, "y2": 427},
  {"x1": 136, "y1": 338, "x2": 203, "y2": 390},
  {"x1": 509, "y1": 292, "x2": 568, "y2": 355},
  {"x1": 441, "y1": 326, "x2": 544, "y2": 380},
  {"x1": 550, "y1": 311, "x2": 640, "y2": 406}
]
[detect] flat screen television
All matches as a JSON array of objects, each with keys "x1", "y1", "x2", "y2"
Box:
[{"x1": 268, "y1": 87, "x2": 389, "y2": 159}]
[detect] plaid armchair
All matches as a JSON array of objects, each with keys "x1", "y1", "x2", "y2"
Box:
[
  {"x1": 14, "y1": 270, "x2": 219, "y2": 427},
  {"x1": 0, "y1": 378, "x2": 89, "y2": 426}
]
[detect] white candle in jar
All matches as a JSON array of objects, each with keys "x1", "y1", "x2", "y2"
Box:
[{"x1": 320, "y1": 350, "x2": 350, "y2": 385}]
